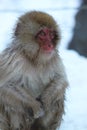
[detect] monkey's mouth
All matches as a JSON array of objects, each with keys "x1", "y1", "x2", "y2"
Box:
[
  {"x1": 41, "y1": 48, "x2": 54, "y2": 54},
  {"x1": 41, "y1": 44, "x2": 54, "y2": 54},
  {"x1": 44, "y1": 49, "x2": 53, "y2": 54}
]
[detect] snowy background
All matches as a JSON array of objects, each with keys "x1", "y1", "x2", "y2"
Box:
[{"x1": 0, "y1": 0, "x2": 87, "y2": 130}]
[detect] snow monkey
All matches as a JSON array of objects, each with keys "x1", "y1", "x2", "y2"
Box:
[{"x1": 0, "y1": 11, "x2": 68, "y2": 130}]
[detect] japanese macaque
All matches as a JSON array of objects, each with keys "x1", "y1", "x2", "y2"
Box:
[{"x1": 0, "y1": 11, "x2": 68, "y2": 130}]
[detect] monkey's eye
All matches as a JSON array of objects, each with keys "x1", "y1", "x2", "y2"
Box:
[
  {"x1": 39, "y1": 30, "x2": 46, "y2": 36},
  {"x1": 50, "y1": 32, "x2": 55, "y2": 39},
  {"x1": 53, "y1": 31, "x2": 59, "y2": 40}
]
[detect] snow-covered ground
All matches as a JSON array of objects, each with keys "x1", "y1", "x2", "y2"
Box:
[{"x1": 0, "y1": 0, "x2": 87, "y2": 130}]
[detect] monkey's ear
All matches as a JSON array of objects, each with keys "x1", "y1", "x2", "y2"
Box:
[{"x1": 14, "y1": 23, "x2": 20, "y2": 36}]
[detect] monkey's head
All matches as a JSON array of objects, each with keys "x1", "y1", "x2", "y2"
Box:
[{"x1": 14, "y1": 11, "x2": 60, "y2": 62}]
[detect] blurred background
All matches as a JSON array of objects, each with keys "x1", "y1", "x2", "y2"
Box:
[{"x1": 0, "y1": 0, "x2": 87, "y2": 130}]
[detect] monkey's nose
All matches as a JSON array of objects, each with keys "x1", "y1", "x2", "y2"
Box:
[
  {"x1": 48, "y1": 44, "x2": 51, "y2": 47},
  {"x1": 48, "y1": 44, "x2": 53, "y2": 49}
]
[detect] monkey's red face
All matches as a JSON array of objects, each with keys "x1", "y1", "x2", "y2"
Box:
[{"x1": 36, "y1": 27, "x2": 58, "y2": 53}]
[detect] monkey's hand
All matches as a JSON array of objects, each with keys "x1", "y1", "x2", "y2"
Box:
[{"x1": 0, "y1": 86, "x2": 44, "y2": 119}]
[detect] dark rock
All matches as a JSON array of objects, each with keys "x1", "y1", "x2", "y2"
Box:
[{"x1": 68, "y1": 0, "x2": 87, "y2": 57}]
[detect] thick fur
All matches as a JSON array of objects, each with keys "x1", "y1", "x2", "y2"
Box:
[{"x1": 0, "y1": 11, "x2": 68, "y2": 130}]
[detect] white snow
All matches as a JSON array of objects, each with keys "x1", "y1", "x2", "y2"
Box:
[
  {"x1": 60, "y1": 50, "x2": 87, "y2": 130},
  {"x1": 0, "y1": 0, "x2": 87, "y2": 130}
]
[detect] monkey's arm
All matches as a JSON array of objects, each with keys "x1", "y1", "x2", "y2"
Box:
[
  {"x1": 40, "y1": 60, "x2": 68, "y2": 111},
  {"x1": 41, "y1": 75, "x2": 68, "y2": 111},
  {"x1": 0, "y1": 84, "x2": 45, "y2": 130},
  {"x1": 0, "y1": 52, "x2": 44, "y2": 119},
  {"x1": 0, "y1": 85, "x2": 44, "y2": 119}
]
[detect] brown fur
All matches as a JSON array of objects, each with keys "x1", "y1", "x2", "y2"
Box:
[{"x1": 0, "y1": 11, "x2": 68, "y2": 130}]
